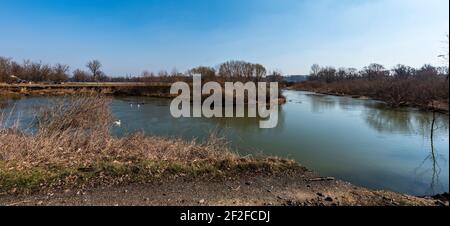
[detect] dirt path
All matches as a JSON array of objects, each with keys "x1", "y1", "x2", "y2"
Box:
[{"x1": 0, "y1": 171, "x2": 442, "y2": 206}]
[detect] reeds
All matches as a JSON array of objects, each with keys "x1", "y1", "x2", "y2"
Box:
[{"x1": 0, "y1": 94, "x2": 241, "y2": 168}]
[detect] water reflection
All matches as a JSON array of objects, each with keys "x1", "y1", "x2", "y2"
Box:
[
  {"x1": 1, "y1": 92, "x2": 449, "y2": 196},
  {"x1": 365, "y1": 108, "x2": 447, "y2": 134},
  {"x1": 113, "y1": 96, "x2": 286, "y2": 138},
  {"x1": 303, "y1": 93, "x2": 338, "y2": 113},
  {"x1": 210, "y1": 107, "x2": 286, "y2": 134},
  {"x1": 291, "y1": 91, "x2": 449, "y2": 195},
  {"x1": 414, "y1": 143, "x2": 443, "y2": 195},
  {"x1": 413, "y1": 110, "x2": 448, "y2": 195},
  {"x1": 363, "y1": 102, "x2": 448, "y2": 195},
  {"x1": 365, "y1": 109, "x2": 415, "y2": 134}
]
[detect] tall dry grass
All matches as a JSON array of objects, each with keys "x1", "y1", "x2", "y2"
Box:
[{"x1": 0, "y1": 94, "x2": 240, "y2": 169}]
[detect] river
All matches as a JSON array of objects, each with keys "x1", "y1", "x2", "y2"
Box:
[{"x1": 1, "y1": 90, "x2": 448, "y2": 196}]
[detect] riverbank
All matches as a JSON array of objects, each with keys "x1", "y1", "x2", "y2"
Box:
[
  {"x1": 0, "y1": 82, "x2": 287, "y2": 105},
  {"x1": 1, "y1": 169, "x2": 443, "y2": 206},
  {"x1": 288, "y1": 83, "x2": 449, "y2": 113},
  {"x1": 1, "y1": 144, "x2": 445, "y2": 206},
  {"x1": 0, "y1": 94, "x2": 446, "y2": 206},
  {"x1": 0, "y1": 82, "x2": 174, "y2": 98}
]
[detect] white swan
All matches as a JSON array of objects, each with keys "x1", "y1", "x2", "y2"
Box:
[{"x1": 114, "y1": 120, "x2": 121, "y2": 126}]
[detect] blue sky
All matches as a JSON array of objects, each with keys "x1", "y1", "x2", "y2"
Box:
[{"x1": 0, "y1": 0, "x2": 448, "y2": 75}]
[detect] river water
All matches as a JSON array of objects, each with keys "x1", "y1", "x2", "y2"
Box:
[{"x1": 1, "y1": 90, "x2": 448, "y2": 196}]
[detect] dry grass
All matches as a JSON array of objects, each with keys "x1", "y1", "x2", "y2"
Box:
[
  {"x1": 0, "y1": 94, "x2": 241, "y2": 168},
  {"x1": 0, "y1": 94, "x2": 301, "y2": 192}
]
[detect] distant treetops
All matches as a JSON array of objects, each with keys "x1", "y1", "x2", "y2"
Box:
[{"x1": 0, "y1": 58, "x2": 281, "y2": 84}]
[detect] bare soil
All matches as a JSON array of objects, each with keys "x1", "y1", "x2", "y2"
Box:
[{"x1": 0, "y1": 170, "x2": 443, "y2": 206}]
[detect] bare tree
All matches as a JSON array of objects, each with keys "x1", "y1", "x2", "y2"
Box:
[
  {"x1": 268, "y1": 70, "x2": 284, "y2": 82},
  {"x1": 0, "y1": 57, "x2": 12, "y2": 83},
  {"x1": 51, "y1": 64, "x2": 70, "y2": 82},
  {"x1": 86, "y1": 60, "x2": 103, "y2": 82},
  {"x1": 218, "y1": 60, "x2": 267, "y2": 82},
  {"x1": 188, "y1": 66, "x2": 216, "y2": 80},
  {"x1": 253, "y1": 64, "x2": 266, "y2": 82},
  {"x1": 72, "y1": 69, "x2": 92, "y2": 82},
  {"x1": 310, "y1": 64, "x2": 321, "y2": 77}
]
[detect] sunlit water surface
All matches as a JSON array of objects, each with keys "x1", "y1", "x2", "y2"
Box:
[{"x1": 1, "y1": 90, "x2": 448, "y2": 196}]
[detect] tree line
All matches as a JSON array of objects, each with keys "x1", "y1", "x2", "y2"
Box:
[
  {"x1": 308, "y1": 63, "x2": 448, "y2": 82},
  {"x1": 299, "y1": 63, "x2": 449, "y2": 108},
  {"x1": 0, "y1": 57, "x2": 273, "y2": 83}
]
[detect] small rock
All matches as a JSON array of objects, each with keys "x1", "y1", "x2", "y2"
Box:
[
  {"x1": 144, "y1": 198, "x2": 150, "y2": 201},
  {"x1": 199, "y1": 199, "x2": 205, "y2": 204},
  {"x1": 245, "y1": 181, "x2": 252, "y2": 186},
  {"x1": 37, "y1": 201, "x2": 44, "y2": 206},
  {"x1": 325, "y1": 197, "x2": 333, "y2": 202},
  {"x1": 317, "y1": 193, "x2": 324, "y2": 197},
  {"x1": 286, "y1": 200, "x2": 299, "y2": 206}
]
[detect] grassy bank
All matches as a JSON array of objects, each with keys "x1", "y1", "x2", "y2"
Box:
[
  {"x1": 0, "y1": 83, "x2": 174, "y2": 98},
  {"x1": 0, "y1": 94, "x2": 301, "y2": 194}
]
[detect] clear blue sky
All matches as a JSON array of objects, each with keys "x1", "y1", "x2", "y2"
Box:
[{"x1": 1, "y1": 0, "x2": 448, "y2": 76}]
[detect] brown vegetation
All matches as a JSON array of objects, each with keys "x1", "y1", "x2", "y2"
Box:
[
  {"x1": 0, "y1": 57, "x2": 275, "y2": 84},
  {"x1": 292, "y1": 64, "x2": 449, "y2": 111},
  {"x1": 0, "y1": 95, "x2": 443, "y2": 206},
  {"x1": 0, "y1": 94, "x2": 299, "y2": 193}
]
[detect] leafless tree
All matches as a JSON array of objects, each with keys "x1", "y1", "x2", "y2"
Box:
[
  {"x1": 310, "y1": 64, "x2": 321, "y2": 77},
  {"x1": 301, "y1": 63, "x2": 448, "y2": 108},
  {"x1": 86, "y1": 60, "x2": 103, "y2": 82},
  {"x1": 0, "y1": 57, "x2": 12, "y2": 83},
  {"x1": 188, "y1": 66, "x2": 216, "y2": 80},
  {"x1": 253, "y1": 64, "x2": 266, "y2": 82},
  {"x1": 51, "y1": 64, "x2": 70, "y2": 82},
  {"x1": 72, "y1": 69, "x2": 92, "y2": 82},
  {"x1": 267, "y1": 70, "x2": 284, "y2": 82},
  {"x1": 218, "y1": 60, "x2": 267, "y2": 82}
]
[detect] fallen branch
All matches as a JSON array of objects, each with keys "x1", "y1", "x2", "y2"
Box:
[{"x1": 308, "y1": 177, "x2": 335, "y2": 182}]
